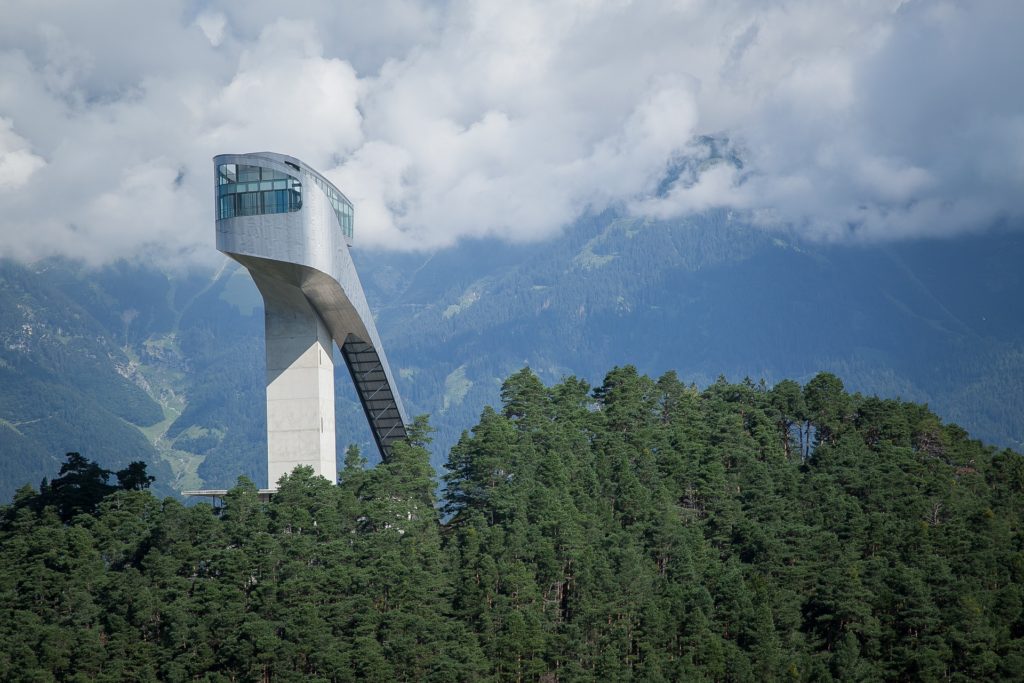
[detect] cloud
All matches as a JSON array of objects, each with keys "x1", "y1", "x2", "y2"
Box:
[
  {"x1": 0, "y1": 0, "x2": 1021, "y2": 265},
  {"x1": 0, "y1": 119, "x2": 46, "y2": 190},
  {"x1": 196, "y1": 12, "x2": 228, "y2": 48},
  {"x1": 0, "y1": 13, "x2": 362, "y2": 266}
]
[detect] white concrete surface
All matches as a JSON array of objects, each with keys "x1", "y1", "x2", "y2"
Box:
[{"x1": 263, "y1": 286, "x2": 336, "y2": 486}]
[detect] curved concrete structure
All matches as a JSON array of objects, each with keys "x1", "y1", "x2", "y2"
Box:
[{"x1": 213, "y1": 152, "x2": 407, "y2": 486}]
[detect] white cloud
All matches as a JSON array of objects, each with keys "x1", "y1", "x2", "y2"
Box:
[
  {"x1": 0, "y1": 119, "x2": 46, "y2": 190},
  {"x1": 196, "y1": 12, "x2": 228, "y2": 48},
  {"x1": 205, "y1": 20, "x2": 364, "y2": 167},
  {"x1": 0, "y1": 0, "x2": 1021, "y2": 265}
]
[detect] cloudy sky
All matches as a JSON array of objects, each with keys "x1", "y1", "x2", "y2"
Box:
[{"x1": 0, "y1": 0, "x2": 1021, "y2": 266}]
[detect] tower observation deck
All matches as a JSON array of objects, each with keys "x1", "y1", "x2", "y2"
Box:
[{"x1": 212, "y1": 151, "x2": 408, "y2": 487}]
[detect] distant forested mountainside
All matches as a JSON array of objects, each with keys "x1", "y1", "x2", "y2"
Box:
[
  {"x1": 1, "y1": 369, "x2": 1021, "y2": 681},
  {"x1": 358, "y1": 212, "x2": 1024, "y2": 465},
  {"x1": 0, "y1": 256, "x2": 372, "y2": 498},
  {"x1": 0, "y1": 261, "x2": 176, "y2": 498},
  {"x1": 0, "y1": 212, "x2": 1022, "y2": 496}
]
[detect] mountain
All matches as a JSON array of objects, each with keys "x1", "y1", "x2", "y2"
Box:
[
  {"x1": 358, "y1": 210, "x2": 1024, "y2": 461},
  {"x1": 0, "y1": 260, "x2": 177, "y2": 498},
  {"x1": 0, "y1": 210, "x2": 1021, "y2": 496}
]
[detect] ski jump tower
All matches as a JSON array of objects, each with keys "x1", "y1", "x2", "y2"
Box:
[{"x1": 212, "y1": 152, "x2": 408, "y2": 487}]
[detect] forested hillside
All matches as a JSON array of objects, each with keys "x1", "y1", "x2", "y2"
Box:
[
  {"x1": 2, "y1": 368, "x2": 1021, "y2": 681},
  {"x1": 0, "y1": 261, "x2": 176, "y2": 498}
]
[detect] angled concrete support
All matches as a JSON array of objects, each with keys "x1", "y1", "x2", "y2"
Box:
[{"x1": 213, "y1": 152, "x2": 408, "y2": 488}]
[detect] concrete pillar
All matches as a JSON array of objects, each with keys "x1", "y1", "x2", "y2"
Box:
[{"x1": 257, "y1": 276, "x2": 337, "y2": 487}]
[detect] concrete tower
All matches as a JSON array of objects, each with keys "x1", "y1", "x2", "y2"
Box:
[{"x1": 213, "y1": 152, "x2": 407, "y2": 487}]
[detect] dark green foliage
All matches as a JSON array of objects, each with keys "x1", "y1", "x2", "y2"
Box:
[
  {"x1": 17, "y1": 453, "x2": 155, "y2": 522},
  {"x1": 1, "y1": 371, "x2": 1022, "y2": 681},
  {"x1": 115, "y1": 460, "x2": 156, "y2": 491},
  {"x1": 440, "y1": 368, "x2": 1024, "y2": 680},
  {"x1": 0, "y1": 431, "x2": 485, "y2": 682}
]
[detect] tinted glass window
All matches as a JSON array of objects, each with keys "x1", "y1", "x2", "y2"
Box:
[{"x1": 216, "y1": 163, "x2": 301, "y2": 219}]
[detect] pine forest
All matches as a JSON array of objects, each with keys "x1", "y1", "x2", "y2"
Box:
[{"x1": 2, "y1": 367, "x2": 1022, "y2": 681}]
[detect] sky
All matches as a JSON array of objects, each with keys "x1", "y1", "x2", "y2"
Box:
[{"x1": 0, "y1": 0, "x2": 1021, "y2": 266}]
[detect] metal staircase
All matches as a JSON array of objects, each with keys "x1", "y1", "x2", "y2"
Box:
[{"x1": 341, "y1": 335, "x2": 407, "y2": 459}]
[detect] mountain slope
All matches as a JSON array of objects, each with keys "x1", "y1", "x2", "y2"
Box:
[
  {"x1": 357, "y1": 211, "x2": 1024, "y2": 462},
  {"x1": 0, "y1": 261, "x2": 175, "y2": 498},
  {"x1": 0, "y1": 211, "x2": 1021, "y2": 494}
]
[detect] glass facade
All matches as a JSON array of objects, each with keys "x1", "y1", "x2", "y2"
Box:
[
  {"x1": 216, "y1": 160, "x2": 354, "y2": 241},
  {"x1": 311, "y1": 174, "x2": 354, "y2": 241},
  {"x1": 216, "y1": 163, "x2": 302, "y2": 220}
]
